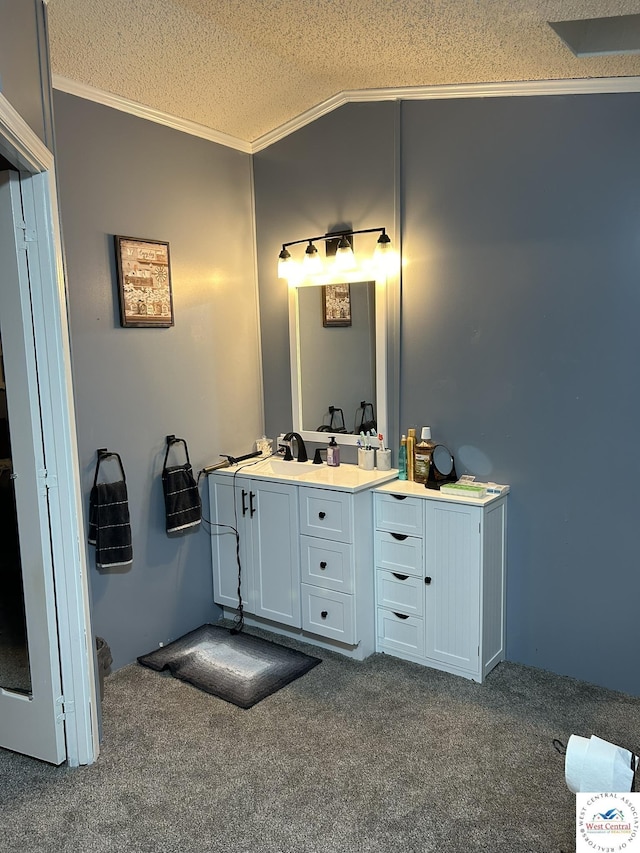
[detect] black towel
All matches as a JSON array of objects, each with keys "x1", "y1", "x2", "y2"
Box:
[
  {"x1": 88, "y1": 451, "x2": 133, "y2": 569},
  {"x1": 162, "y1": 436, "x2": 201, "y2": 534}
]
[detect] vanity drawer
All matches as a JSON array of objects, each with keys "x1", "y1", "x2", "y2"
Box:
[
  {"x1": 376, "y1": 570, "x2": 423, "y2": 617},
  {"x1": 377, "y1": 608, "x2": 424, "y2": 657},
  {"x1": 375, "y1": 493, "x2": 424, "y2": 536},
  {"x1": 375, "y1": 530, "x2": 423, "y2": 577},
  {"x1": 299, "y1": 488, "x2": 352, "y2": 543},
  {"x1": 301, "y1": 584, "x2": 355, "y2": 645},
  {"x1": 301, "y1": 535, "x2": 354, "y2": 593}
]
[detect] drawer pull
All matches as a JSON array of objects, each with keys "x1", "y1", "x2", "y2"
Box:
[
  {"x1": 319, "y1": 561, "x2": 327, "y2": 569},
  {"x1": 424, "y1": 576, "x2": 432, "y2": 585},
  {"x1": 392, "y1": 572, "x2": 409, "y2": 581},
  {"x1": 318, "y1": 511, "x2": 326, "y2": 519},
  {"x1": 390, "y1": 532, "x2": 408, "y2": 541},
  {"x1": 320, "y1": 610, "x2": 328, "y2": 619},
  {"x1": 393, "y1": 612, "x2": 409, "y2": 620},
  {"x1": 391, "y1": 494, "x2": 407, "y2": 501}
]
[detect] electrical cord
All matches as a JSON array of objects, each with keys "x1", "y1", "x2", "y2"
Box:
[{"x1": 196, "y1": 450, "x2": 281, "y2": 635}]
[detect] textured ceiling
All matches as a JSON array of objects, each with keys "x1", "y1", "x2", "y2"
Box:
[{"x1": 46, "y1": 0, "x2": 640, "y2": 144}]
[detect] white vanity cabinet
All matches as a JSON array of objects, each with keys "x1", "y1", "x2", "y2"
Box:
[
  {"x1": 209, "y1": 475, "x2": 301, "y2": 627},
  {"x1": 374, "y1": 482, "x2": 507, "y2": 683},
  {"x1": 209, "y1": 464, "x2": 397, "y2": 658}
]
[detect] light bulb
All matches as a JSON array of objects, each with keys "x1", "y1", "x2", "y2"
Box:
[
  {"x1": 373, "y1": 232, "x2": 398, "y2": 276},
  {"x1": 277, "y1": 247, "x2": 292, "y2": 279},
  {"x1": 303, "y1": 241, "x2": 323, "y2": 275},
  {"x1": 334, "y1": 235, "x2": 356, "y2": 272}
]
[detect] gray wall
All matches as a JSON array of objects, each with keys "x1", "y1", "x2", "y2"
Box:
[
  {"x1": 255, "y1": 94, "x2": 640, "y2": 696},
  {"x1": 53, "y1": 92, "x2": 263, "y2": 670},
  {"x1": 0, "y1": 0, "x2": 53, "y2": 146},
  {"x1": 401, "y1": 94, "x2": 640, "y2": 695}
]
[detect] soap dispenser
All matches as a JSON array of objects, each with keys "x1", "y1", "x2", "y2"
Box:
[{"x1": 327, "y1": 436, "x2": 340, "y2": 467}]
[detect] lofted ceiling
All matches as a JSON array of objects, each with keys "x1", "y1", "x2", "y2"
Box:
[{"x1": 46, "y1": 0, "x2": 640, "y2": 147}]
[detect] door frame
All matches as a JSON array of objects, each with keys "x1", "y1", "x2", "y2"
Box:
[{"x1": 0, "y1": 92, "x2": 98, "y2": 766}]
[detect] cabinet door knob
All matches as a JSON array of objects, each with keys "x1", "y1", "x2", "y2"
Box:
[
  {"x1": 391, "y1": 494, "x2": 407, "y2": 501},
  {"x1": 320, "y1": 610, "x2": 328, "y2": 619},
  {"x1": 241, "y1": 489, "x2": 248, "y2": 516},
  {"x1": 390, "y1": 532, "x2": 408, "y2": 541},
  {"x1": 392, "y1": 572, "x2": 409, "y2": 581},
  {"x1": 424, "y1": 576, "x2": 432, "y2": 585},
  {"x1": 393, "y1": 612, "x2": 409, "y2": 620},
  {"x1": 320, "y1": 561, "x2": 327, "y2": 569},
  {"x1": 318, "y1": 511, "x2": 326, "y2": 519}
]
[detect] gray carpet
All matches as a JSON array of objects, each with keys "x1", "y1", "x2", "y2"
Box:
[{"x1": 1, "y1": 624, "x2": 639, "y2": 853}]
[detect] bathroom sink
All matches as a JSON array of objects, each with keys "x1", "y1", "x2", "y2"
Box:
[
  {"x1": 297, "y1": 464, "x2": 398, "y2": 489},
  {"x1": 223, "y1": 457, "x2": 398, "y2": 491},
  {"x1": 244, "y1": 458, "x2": 314, "y2": 478}
]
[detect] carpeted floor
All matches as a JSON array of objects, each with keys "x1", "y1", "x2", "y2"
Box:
[{"x1": 1, "y1": 625, "x2": 638, "y2": 853}]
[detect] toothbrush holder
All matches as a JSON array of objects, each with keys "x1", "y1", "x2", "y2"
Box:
[
  {"x1": 376, "y1": 448, "x2": 392, "y2": 471},
  {"x1": 357, "y1": 448, "x2": 375, "y2": 470}
]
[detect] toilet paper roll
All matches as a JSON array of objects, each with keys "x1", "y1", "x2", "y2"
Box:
[
  {"x1": 565, "y1": 734, "x2": 637, "y2": 793},
  {"x1": 565, "y1": 734, "x2": 591, "y2": 793},
  {"x1": 582, "y1": 736, "x2": 635, "y2": 793}
]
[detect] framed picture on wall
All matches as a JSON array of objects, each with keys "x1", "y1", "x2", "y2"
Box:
[
  {"x1": 322, "y1": 283, "x2": 351, "y2": 327},
  {"x1": 114, "y1": 236, "x2": 174, "y2": 328}
]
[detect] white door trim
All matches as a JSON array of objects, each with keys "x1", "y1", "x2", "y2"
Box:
[{"x1": 0, "y1": 91, "x2": 98, "y2": 766}]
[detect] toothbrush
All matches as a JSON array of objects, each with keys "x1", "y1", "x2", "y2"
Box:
[
  {"x1": 360, "y1": 431, "x2": 367, "y2": 449},
  {"x1": 378, "y1": 433, "x2": 385, "y2": 451}
]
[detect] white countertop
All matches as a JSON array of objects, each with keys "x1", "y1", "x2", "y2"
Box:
[
  {"x1": 374, "y1": 479, "x2": 509, "y2": 506},
  {"x1": 211, "y1": 457, "x2": 399, "y2": 493}
]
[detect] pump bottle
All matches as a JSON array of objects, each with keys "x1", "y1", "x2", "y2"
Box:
[{"x1": 327, "y1": 436, "x2": 340, "y2": 467}]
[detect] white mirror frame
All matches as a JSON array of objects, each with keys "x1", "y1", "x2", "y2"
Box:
[{"x1": 288, "y1": 275, "x2": 389, "y2": 447}]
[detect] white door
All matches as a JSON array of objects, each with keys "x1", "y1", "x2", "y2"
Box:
[
  {"x1": 0, "y1": 170, "x2": 66, "y2": 764},
  {"x1": 209, "y1": 475, "x2": 251, "y2": 610},
  {"x1": 424, "y1": 500, "x2": 481, "y2": 677},
  {"x1": 252, "y1": 481, "x2": 301, "y2": 627}
]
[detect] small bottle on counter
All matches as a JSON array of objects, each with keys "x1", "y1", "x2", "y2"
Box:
[
  {"x1": 406, "y1": 427, "x2": 416, "y2": 481},
  {"x1": 414, "y1": 427, "x2": 435, "y2": 485},
  {"x1": 327, "y1": 436, "x2": 340, "y2": 467},
  {"x1": 398, "y1": 435, "x2": 407, "y2": 480}
]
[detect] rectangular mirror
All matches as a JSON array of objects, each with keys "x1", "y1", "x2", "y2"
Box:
[{"x1": 288, "y1": 276, "x2": 389, "y2": 446}]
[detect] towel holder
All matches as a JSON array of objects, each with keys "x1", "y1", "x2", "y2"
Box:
[{"x1": 93, "y1": 448, "x2": 126, "y2": 484}]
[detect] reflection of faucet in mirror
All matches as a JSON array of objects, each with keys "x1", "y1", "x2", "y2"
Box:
[{"x1": 282, "y1": 432, "x2": 308, "y2": 463}]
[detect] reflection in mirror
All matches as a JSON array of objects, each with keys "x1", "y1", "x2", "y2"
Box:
[
  {"x1": 290, "y1": 276, "x2": 389, "y2": 447},
  {"x1": 298, "y1": 282, "x2": 375, "y2": 434},
  {"x1": 432, "y1": 445, "x2": 454, "y2": 476}
]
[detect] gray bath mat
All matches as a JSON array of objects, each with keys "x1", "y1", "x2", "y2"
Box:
[{"x1": 137, "y1": 623, "x2": 321, "y2": 709}]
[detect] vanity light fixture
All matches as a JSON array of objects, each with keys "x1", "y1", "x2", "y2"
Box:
[{"x1": 277, "y1": 227, "x2": 394, "y2": 283}]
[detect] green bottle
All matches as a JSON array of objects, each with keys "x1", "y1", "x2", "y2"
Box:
[{"x1": 398, "y1": 435, "x2": 407, "y2": 480}]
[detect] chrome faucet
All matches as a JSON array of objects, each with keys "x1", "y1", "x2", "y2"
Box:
[{"x1": 282, "y1": 432, "x2": 308, "y2": 463}]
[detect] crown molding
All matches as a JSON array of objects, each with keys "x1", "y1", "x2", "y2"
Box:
[
  {"x1": 251, "y1": 76, "x2": 640, "y2": 151},
  {"x1": 52, "y1": 74, "x2": 640, "y2": 155},
  {"x1": 51, "y1": 75, "x2": 252, "y2": 154}
]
